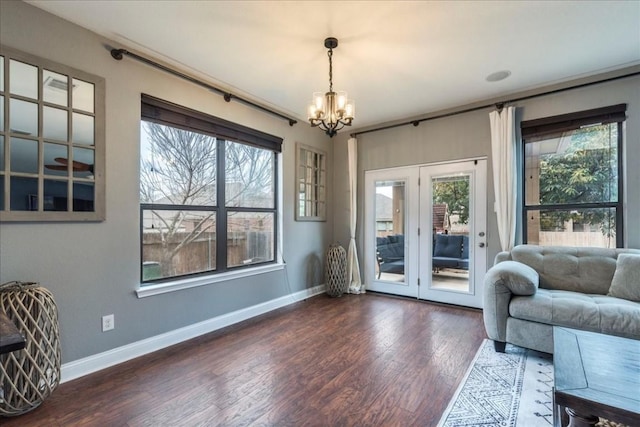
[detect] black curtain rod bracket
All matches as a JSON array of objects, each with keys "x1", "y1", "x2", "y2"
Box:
[{"x1": 109, "y1": 48, "x2": 297, "y2": 127}]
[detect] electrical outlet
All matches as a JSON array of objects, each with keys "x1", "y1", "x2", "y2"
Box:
[{"x1": 102, "y1": 314, "x2": 114, "y2": 332}]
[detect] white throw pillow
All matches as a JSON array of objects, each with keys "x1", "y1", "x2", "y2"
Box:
[{"x1": 608, "y1": 253, "x2": 640, "y2": 302}]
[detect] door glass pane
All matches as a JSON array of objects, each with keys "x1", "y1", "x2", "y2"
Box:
[
  {"x1": 374, "y1": 180, "x2": 405, "y2": 282},
  {"x1": 431, "y1": 174, "x2": 470, "y2": 293}
]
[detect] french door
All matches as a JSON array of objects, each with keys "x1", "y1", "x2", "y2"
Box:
[{"x1": 365, "y1": 159, "x2": 487, "y2": 308}]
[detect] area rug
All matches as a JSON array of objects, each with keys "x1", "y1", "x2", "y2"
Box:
[
  {"x1": 437, "y1": 339, "x2": 552, "y2": 426},
  {"x1": 437, "y1": 339, "x2": 628, "y2": 427}
]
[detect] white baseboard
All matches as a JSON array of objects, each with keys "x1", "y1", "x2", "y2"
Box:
[{"x1": 61, "y1": 285, "x2": 325, "y2": 383}]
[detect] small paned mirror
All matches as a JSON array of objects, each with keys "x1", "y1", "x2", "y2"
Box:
[{"x1": 296, "y1": 143, "x2": 326, "y2": 221}]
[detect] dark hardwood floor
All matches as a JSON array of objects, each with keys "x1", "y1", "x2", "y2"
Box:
[{"x1": 3, "y1": 293, "x2": 487, "y2": 426}]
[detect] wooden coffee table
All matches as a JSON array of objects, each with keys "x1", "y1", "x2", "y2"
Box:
[{"x1": 553, "y1": 327, "x2": 640, "y2": 427}]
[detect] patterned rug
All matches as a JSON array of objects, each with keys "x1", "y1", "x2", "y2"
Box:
[{"x1": 437, "y1": 340, "x2": 628, "y2": 427}]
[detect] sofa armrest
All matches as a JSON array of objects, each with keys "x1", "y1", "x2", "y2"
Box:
[{"x1": 483, "y1": 261, "x2": 539, "y2": 343}]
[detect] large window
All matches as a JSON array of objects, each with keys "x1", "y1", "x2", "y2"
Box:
[
  {"x1": 521, "y1": 104, "x2": 625, "y2": 248},
  {"x1": 0, "y1": 46, "x2": 105, "y2": 221},
  {"x1": 140, "y1": 95, "x2": 280, "y2": 284}
]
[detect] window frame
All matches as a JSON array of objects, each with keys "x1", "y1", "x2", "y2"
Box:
[
  {"x1": 140, "y1": 95, "x2": 281, "y2": 284},
  {"x1": 0, "y1": 45, "x2": 105, "y2": 221},
  {"x1": 520, "y1": 104, "x2": 626, "y2": 247}
]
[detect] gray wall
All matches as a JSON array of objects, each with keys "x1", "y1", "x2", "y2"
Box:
[
  {"x1": 333, "y1": 74, "x2": 640, "y2": 275},
  {"x1": 0, "y1": 1, "x2": 331, "y2": 363}
]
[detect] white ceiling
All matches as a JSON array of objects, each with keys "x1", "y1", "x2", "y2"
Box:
[{"x1": 27, "y1": 0, "x2": 640, "y2": 131}]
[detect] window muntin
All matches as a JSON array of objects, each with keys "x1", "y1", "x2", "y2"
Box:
[
  {"x1": 0, "y1": 46, "x2": 105, "y2": 221},
  {"x1": 140, "y1": 95, "x2": 280, "y2": 284},
  {"x1": 521, "y1": 105, "x2": 624, "y2": 248}
]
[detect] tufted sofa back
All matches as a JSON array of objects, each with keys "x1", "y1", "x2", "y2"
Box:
[{"x1": 497, "y1": 245, "x2": 640, "y2": 295}]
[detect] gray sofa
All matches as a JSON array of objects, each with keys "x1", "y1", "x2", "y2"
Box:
[{"x1": 483, "y1": 245, "x2": 640, "y2": 354}]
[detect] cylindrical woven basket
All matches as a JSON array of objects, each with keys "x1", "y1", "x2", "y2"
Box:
[
  {"x1": 0, "y1": 281, "x2": 61, "y2": 417},
  {"x1": 326, "y1": 244, "x2": 347, "y2": 297}
]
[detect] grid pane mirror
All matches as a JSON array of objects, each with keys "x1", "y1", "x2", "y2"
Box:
[{"x1": 295, "y1": 143, "x2": 326, "y2": 221}]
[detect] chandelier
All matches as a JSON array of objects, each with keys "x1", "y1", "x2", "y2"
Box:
[{"x1": 307, "y1": 37, "x2": 355, "y2": 137}]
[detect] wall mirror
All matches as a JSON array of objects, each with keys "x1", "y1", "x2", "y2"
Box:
[{"x1": 295, "y1": 143, "x2": 326, "y2": 221}]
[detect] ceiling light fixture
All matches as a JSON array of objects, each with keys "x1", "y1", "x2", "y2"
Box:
[
  {"x1": 307, "y1": 37, "x2": 355, "y2": 138},
  {"x1": 486, "y1": 70, "x2": 512, "y2": 82}
]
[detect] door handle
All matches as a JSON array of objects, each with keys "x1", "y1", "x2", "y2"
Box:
[{"x1": 478, "y1": 242, "x2": 485, "y2": 248}]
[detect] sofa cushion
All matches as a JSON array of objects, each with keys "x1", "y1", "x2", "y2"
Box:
[
  {"x1": 378, "y1": 242, "x2": 403, "y2": 260},
  {"x1": 608, "y1": 254, "x2": 640, "y2": 302},
  {"x1": 509, "y1": 289, "x2": 640, "y2": 340},
  {"x1": 509, "y1": 245, "x2": 640, "y2": 295},
  {"x1": 461, "y1": 235, "x2": 470, "y2": 260},
  {"x1": 434, "y1": 234, "x2": 463, "y2": 258}
]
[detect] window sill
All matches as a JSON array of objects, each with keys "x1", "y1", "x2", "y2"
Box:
[{"x1": 135, "y1": 263, "x2": 285, "y2": 298}]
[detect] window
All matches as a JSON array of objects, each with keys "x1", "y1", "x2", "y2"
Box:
[
  {"x1": 0, "y1": 46, "x2": 105, "y2": 221},
  {"x1": 521, "y1": 104, "x2": 625, "y2": 248},
  {"x1": 140, "y1": 95, "x2": 281, "y2": 283},
  {"x1": 295, "y1": 143, "x2": 326, "y2": 221}
]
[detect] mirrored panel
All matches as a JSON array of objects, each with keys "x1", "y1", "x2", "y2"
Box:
[
  {"x1": 10, "y1": 98, "x2": 38, "y2": 136},
  {"x1": 43, "y1": 106, "x2": 68, "y2": 141},
  {"x1": 0, "y1": 56, "x2": 4, "y2": 92},
  {"x1": 0, "y1": 136, "x2": 4, "y2": 171},
  {"x1": 0, "y1": 95, "x2": 4, "y2": 131},
  {"x1": 72, "y1": 181, "x2": 94, "y2": 211},
  {"x1": 72, "y1": 112, "x2": 94, "y2": 145},
  {"x1": 44, "y1": 142, "x2": 69, "y2": 176},
  {"x1": 10, "y1": 176, "x2": 38, "y2": 211},
  {"x1": 43, "y1": 179, "x2": 68, "y2": 211},
  {"x1": 72, "y1": 146, "x2": 94, "y2": 178},
  {"x1": 9, "y1": 59, "x2": 38, "y2": 99},
  {"x1": 10, "y1": 137, "x2": 38, "y2": 173},
  {"x1": 72, "y1": 78, "x2": 94, "y2": 113},
  {"x1": 295, "y1": 143, "x2": 326, "y2": 221},
  {"x1": 0, "y1": 176, "x2": 4, "y2": 211},
  {"x1": 43, "y1": 70, "x2": 69, "y2": 107}
]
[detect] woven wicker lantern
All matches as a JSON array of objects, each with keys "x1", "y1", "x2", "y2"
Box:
[
  {"x1": 326, "y1": 243, "x2": 347, "y2": 297},
  {"x1": 0, "y1": 282, "x2": 61, "y2": 416}
]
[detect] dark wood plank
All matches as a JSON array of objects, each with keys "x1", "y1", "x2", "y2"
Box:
[{"x1": 1, "y1": 293, "x2": 486, "y2": 426}]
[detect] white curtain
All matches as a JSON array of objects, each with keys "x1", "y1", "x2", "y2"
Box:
[
  {"x1": 489, "y1": 106, "x2": 517, "y2": 252},
  {"x1": 347, "y1": 137, "x2": 363, "y2": 293}
]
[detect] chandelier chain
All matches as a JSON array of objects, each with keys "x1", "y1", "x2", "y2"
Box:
[{"x1": 328, "y1": 47, "x2": 333, "y2": 93}]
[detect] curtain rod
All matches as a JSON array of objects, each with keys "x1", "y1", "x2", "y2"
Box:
[
  {"x1": 110, "y1": 48, "x2": 298, "y2": 127},
  {"x1": 351, "y1": 70, "x2": 640, "y2": 137}
]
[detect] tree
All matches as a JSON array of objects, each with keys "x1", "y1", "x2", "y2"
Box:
[
  {"x1": 433, "y1": 177, "x2": 470, "y2": 225},
  {"x1": 140, "y1": 122, "x2": 273, "y2": 278},
  {"x1": 536, "y1": 124, "x2": 617, "y2": 237}
]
